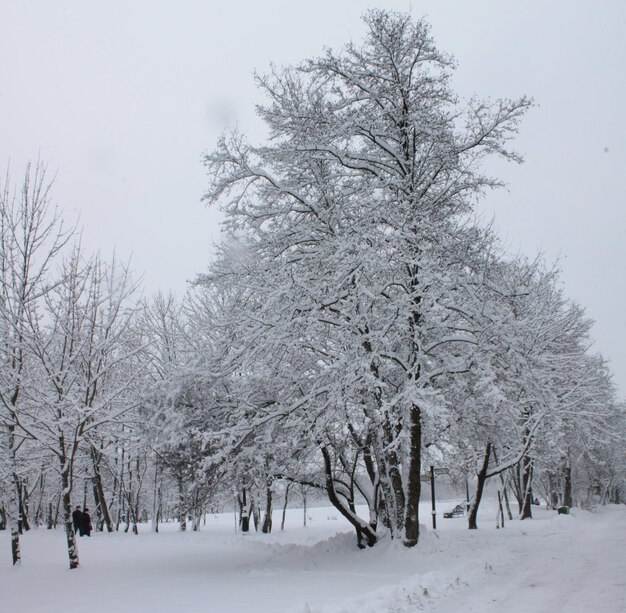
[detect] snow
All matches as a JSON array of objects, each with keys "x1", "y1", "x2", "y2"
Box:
[{"x1": 1, "y1": 502, "x2": 624, "y2": 613}]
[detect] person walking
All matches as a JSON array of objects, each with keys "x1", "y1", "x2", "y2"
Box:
[
  {"x1": 80, "y1": 507, "x2": 92, "y2": 537},
  {"x1": 72, "y1": 506, "x2": 83, "y2": 535}
]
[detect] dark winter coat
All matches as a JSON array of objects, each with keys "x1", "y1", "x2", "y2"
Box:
[
  {"x1": 72, "y1": 508, "x2": 83, "y2": 533},
  {"x1": 80, "y1": 511, "x2": 92, "y2": 537}
]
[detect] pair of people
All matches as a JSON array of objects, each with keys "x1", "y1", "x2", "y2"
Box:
[{"x1": 72, "y1": 505, "x2": 92, "y2": 537}]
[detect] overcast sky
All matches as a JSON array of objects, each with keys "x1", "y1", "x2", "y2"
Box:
[{"x1": 1, "y1": 1, "x2": 624, "y2": 394}]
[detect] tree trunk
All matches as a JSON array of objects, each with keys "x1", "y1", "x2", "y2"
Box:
[
  {"x1": 261, "y1": 482, "x2": 273, "y2": 534},
  {"x1": 177, "y1": 475, "x2": 187, "y2": 531},
  {"x1": 281, "y1": 483, "x2": 291, "y2": 531},
  {"x1": 563, "y1": 462, "x2": 573, "y2": 508},
  {"x1": 491, "y1": 446, "x2": 513, "y2": 520},
  {"x1": 115, "y1": 441, "x2": 125, "y2": 531},
  {"x1": 17, "y1": 479, "x2": 30, "y2": 532},
  {"x1": 92, "y1": 480, "x2": 102, "y2": 531},
  {"x1": 301, "y1": 485, "x2": 307, "y2": 527},
  {"x1": 59, "y1": 455, "x2": 79, "y2": 569},
  {"x1": 403, "y1": 404, "x2": 422, "y2": 547},
  {"x1": 510, "y1": 464, "x2": 523, "y2": 513},
  {"x1": 82, "y1": 478, "x2": 88, "y2": 509},
  {"x1": 239, "y1": 487, "x2": 249, "y2": 532},
  {"x1": 468, "y1": 442, "x2": 492, "y2": 529},
  {"x1": 503, "y1": 485, "x2": 513, "y2": 520},
  {"x1": 17, "y1": 477, "x2": 31, "y2": 533},
  {"x1": 381, "y1": 420, "x2": 406, "y2": 539},
  {"x1": 497, "y1": 490, "x2": 505, "y2": 528},
  {"x1": 91, "y1": 446, "x2": 113, "y2": 532},
  {"x1": 520, "y1": 454, "x2": 533, "y2": 519},
  {"x1": 7, "y1": 425, "x2": 21, "y2": 565},
  {"x1": 250, "y1": 495, "x2": 260, "y2": 532},
  {"x1": 151, "y1": 454, "x2": 161, "y2": 533},
  {"x1": 34, "y1": 471, "x2": 46, "y2": 526},
  {"x1": 321, "y1": 445, "x2": 377, "y2": 548},
  {"x1": 46, "y1": 501, "x2": 54, "y2": 530},
  {"x1": 129, "y1": 499, "x2": 139, "y2": 535}
]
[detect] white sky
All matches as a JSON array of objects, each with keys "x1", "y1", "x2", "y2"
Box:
[{"x1": 1, "y1": 0, "x2": 624, "y2": 394}]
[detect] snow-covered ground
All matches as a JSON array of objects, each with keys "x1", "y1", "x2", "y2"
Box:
[{"x1": 1, "y1": 501, "x2": 624, "y2": 613}]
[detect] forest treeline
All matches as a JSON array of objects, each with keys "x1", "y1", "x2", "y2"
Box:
[{"x1": 1, "y1": 11, "x2": 624, "y2": 568}]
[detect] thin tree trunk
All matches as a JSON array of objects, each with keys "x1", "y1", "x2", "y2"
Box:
[
  {"x1": 250, "y1": 494, "x2": 260, "y2": 532},
  {"x1": 262, "y1": 482, "x2": 273, "y2": 534},
  {"x1": 563, "y1": 462, "x2": 573, "y2": 508},
  {"x1": 7, "y1": 425, "x2": 21, "y2": 565},
  {"x1": 82, "y1": 478, "x2": 88, "y2": 509},
  {"x1": 468, "y1": 442, "x2": 492, "y2": 529},
  {"x1": 46, "y1": 501, "x2": 54, "y2": 530},
  {"x1": 131, "y1": 456, "x2": 140, "y2": 534},
  {"x1": 503, "y1": 485, "x2": 513, "y2": 520},
  {"x1": 34, "y1": 470, "x2": 46, "y2": 526},
  {"x1": 91, "y1": 446, "x2": 113, "y2": 532},
  {"x1": 491, "y1": 446, "x2": 513, "y2": 520},
  {"x1": 240, "y1": 487, "x2": 249, "y2": 532},
  {"x1": 520, "y1": 454, "x2": 533, "y2": 519},
  {"x1": 53, "y1": 493, "x2": 61, "y2": 528},
  {"x1": 281, "y1": 483, "x2": 291, "y2": 531},
  {"x1": 1, "y1": 505, "x2": 9, "y2": 530},
  {"x1": 92, "y1": 480, "x2": 102, "y2": 531},
  {"x1": 151, "y1": 453, "x2": 160, "y2": 533},
  {"x1": 17, "y1": 477, "x2": 31, "y2": 532},
  {"x1": 548, "y1": 471, "x2": 559, "y2": 509},
  {"x1": 59, "y1": 453, "x2": 79, "y2": 569},
  {"x1": 177, "y1": 475, "x2": 187, "y2": 531},
  {"x1": 301, "y1": 485, "x2": 307, "y2": 527},
  {"x1": 320, "y1": 445, "x2": 377, "y2": 547},
  {"x1": 115, "y1": 441, "x2": 125, "y2": 531},
  {"x1": 510, "y1": 464, "x2": 523, "y2": 513}
]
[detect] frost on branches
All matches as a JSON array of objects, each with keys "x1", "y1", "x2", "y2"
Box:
[
  {"x1": 201, "y1": 11, "x2": 531, "y2": 547},
  {"x1": 1, "y1": 11, "x2": 622, "y2": 570}
]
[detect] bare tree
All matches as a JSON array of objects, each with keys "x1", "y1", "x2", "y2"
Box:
[
  {"x1": 0, "y1": 161, "x2": 70, "y2": 565},
  {"x1": 15, "y1": 246, "x2": 141, "y2": 568}
]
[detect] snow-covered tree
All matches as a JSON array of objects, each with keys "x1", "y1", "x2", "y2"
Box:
[
  {"x1": 201, "y1": 10, "x2": 530, "y2": 547},
  {"x1": 0, "y1": 162, "x2": 70, "y2": 565},
  {"x1": 15, "y1": 246, "x2": 140, "y2": 567}
]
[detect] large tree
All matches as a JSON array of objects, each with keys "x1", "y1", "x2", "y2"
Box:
[{"x1": 202, "y1": 10, "x2": 530, "y2": 547}]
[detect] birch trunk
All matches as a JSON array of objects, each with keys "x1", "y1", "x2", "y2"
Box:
[{"x1": 59, "y1": 455, "x2": 79, "y2": 569}]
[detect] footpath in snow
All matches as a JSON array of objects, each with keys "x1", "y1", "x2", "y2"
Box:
[{"x1": 0, "y1": 502, "x2": 625, "y2": 613}]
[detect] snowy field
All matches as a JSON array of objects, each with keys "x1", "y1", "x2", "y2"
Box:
[{"x1": 1, "y1": 501, "x2": 625, "y2": 613}]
